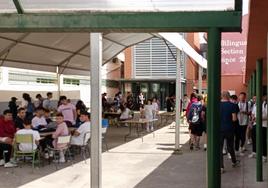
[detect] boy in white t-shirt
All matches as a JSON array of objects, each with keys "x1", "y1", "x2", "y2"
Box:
[
  {"x1": 31, "y1": 107, "x2": 47, "y2": 129},
  {"x1": 16, "y1": 119, "x2": 40, "y2": 152},
  {"x1": 71, "y1": 111, "x2": 90, "y2": 146}
]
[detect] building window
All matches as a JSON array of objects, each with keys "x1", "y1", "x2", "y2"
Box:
[
  {"x1": 63, "y1": 78, "x2": 80, "y2": 86},
  {"x1": 8, "y1": 71, "x2": 57, "y2": 85},
  {"x1": 133, "y1": 37, "x2": 186, "y2": 79}
]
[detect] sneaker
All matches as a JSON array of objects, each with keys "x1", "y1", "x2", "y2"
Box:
[
  {"x1": 222, "y1": 148, "x2": 227, "y2": 155},
  {"x1": 221, "y1": 168, "x2": 225, "y2": 174},
  {"x1": 263, "y1": 156, "x2": 267, "y2": 163},
  {"x1": 49, "y1": 151, "x2": 54, "y2": 158},
  {"x1": 240, "y1": 147, "x2": 246, "y2": 152},
  {"x1": 44, "y1": 152, "x2": 49, "y2": 159},
  {"x1": 248, "y1": 152, "x2": 256, "y2": 158},
  {"x1": 0, "y1": 159, "x2": 5, "y2": 166},
  {"x1": 247, "y1": 140, "x2": 252, "y2": 145},
  {"x1": 227, "y1": 153, "x2": 231, "y2": 159},
  {"x1": 236, "y1": 151, "x2": 244, "y2": 157},
  {"x1": 59, "y1": 158, "x2": 66, "y2": 163},
  {"x1": 4, "y1": 162, "x2": 17, "y2": 168},
  {"x1": 232, "y1": 160, "x2": 240, "y2": 168},
  {"x1": 203, "y1": 144, "x2": 207, "y2": 151},
  {"x1": 190, "y1": 144, "x2": 194, "y2": 150}
]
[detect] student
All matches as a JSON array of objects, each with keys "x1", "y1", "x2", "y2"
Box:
[
  {"x1": 119, "y1": 104, "x2": 132, "y2": 121},
  {"x1": 16, "y1": 119, "x2": 40, "y2": 152},
  {"x1": 58, "y1": 96, "x2": 77, "y2": 127},
  {"x1": 0, "y1": 110, "x2": 17, "y2": 168},
  {"x1": 71, "y1": 111, "x2": 90, "y2": 146},
  {"x1": 52, "y1": 113, "x2": 69, "y2": 163},
  {"x1": 35, "y1": 94, "x2": 44, "y2": 109},
  {"x1": 14, "y1": 108, "x2": 26, "y2": 130},
  {"x1": 220, "y1": 91, "x2": 240, "y2": 173},
  {"x1": 43, "y1": 108, "x2": 52, "y2": 124},
  {"x1": 8, "y1": 97, "x2": 18, "y2": 120},
  {"x1": 144, "y1": 99, "x2": 155, "y2": 132},
  {"x1": 21, "y1": 93, "x2": 35, "y2": 120},
  {"x1": 31, "y1": 107, "x2": 47, "y2": 129},
  {"x1": 236, "y1": 92, "x2": 250, "y2": 154},
  {"x1": 43, "y1": 92, "x2": 53, "y2": 110}
]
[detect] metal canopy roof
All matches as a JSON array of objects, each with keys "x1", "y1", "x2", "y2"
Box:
[
  {"x1": 0, "y1": 32, "x2": 154, "y2": 75},
  {"x1": 0, "y1": 0, "x2": 241, "y2": 76}
]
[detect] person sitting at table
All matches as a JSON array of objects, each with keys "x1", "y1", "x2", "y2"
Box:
[
  {"x1": 43, "y1": 109, "x2": 52, "y2": 124},
  {"x1": 14, "y1": 108, "x2": 26, "y2": 130},
  {"x1": 52, "y1": 112, "x2": 69, "y2": 163},
  {"x1": 58, "y1": 96, "x2": 77, "y2": 127},
  {"x1": 31, "y1": 107, "x2": 47, "y2": 129},
  {"x1": 119, "y1": 103, "x2": 132, "y2": 121},
  {"x1": 16, "y1": 119, "x2": 40, "y2": 152},
  {"x1": 71, "y1": 111, "x2": 90, "y2": 146},
  {"x1": 0, "y1": 110, "x2": 17, "y2": 168}
]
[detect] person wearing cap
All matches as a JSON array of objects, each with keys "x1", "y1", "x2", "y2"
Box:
[
  {"x1": 8, "y1": 97, "x2": 18, "y2": 120},
  {"x1": 70, "y1": 111, "x2": 90, "y2": 146}
]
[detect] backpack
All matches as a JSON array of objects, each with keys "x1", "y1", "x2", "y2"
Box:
[{"x1": 187, "y1": 103, "x2": 202, "y2": 125}]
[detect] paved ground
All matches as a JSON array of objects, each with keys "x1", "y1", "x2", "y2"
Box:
[{"x1": 1, "y1": 120, "x2": 267, "y2": 188}]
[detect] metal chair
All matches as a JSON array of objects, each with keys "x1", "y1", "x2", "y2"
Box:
[
  {"x1": 13, "y1": 134, "x2": 40, "y2": 171},
  {"x1": 47, "y1": 135, "x2": 72, "y2": 169}
]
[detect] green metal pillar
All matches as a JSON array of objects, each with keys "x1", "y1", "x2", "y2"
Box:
[
  {"x1": 256, "y1": 59, "x2": 263, "y2": 182},
  {"x1": 207, "y1": 28, "x2": 221, "y2": 188},
  {"x1": 253, "y1": 71, "x2": 257, "y2": 96}
]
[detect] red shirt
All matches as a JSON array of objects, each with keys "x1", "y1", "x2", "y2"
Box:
[{"x1": 0, "y1": 116, "x2": 16, "y2": 138}]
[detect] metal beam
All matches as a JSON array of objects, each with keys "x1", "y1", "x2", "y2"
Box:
[
  {"x1": 12, "y1": 0, "x2": 24, "y2": 14},
  {"x1": 90, "y1": 33, "x2": 102, "y2": 188},
  {"x1": 256, "y1": 59, "x2": 263, "y2": 182},
  {"x1": 0, "y1": 33, "x2": 29, "y2": 57},
  {"x1": 207, "y1": 28, "x2": 221, "y2": 188},
  {"x1": 58, "y1": 42, "x2": 90, "y2": 71},
  {"x1": 0, "y1": 11, "x2": 241, "y2": 32}
]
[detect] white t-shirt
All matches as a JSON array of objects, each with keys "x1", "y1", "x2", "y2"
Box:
[
  {"x1": 144, "y1": 104, "x2": 154, "y2": 120},
  {"x1": 16, "y1": 129, "x2": 40, "y2": 151},
  {"x1": 251, "y1": 103, "x2": 267, "y2": 127},
  {"x1": 237, "y1": 101, "x2": 249, "y2": 126},
  {"x1": 152, "y1": 102, "x2": 159, "y2": 112},
  {"x1": 32, "y1": 116, "x2": 47, "y2": 129},
  {"x1": 71, "y1": 121, "x2": 90, "y2": 146},
  {"x1": 120, "y1": 108, "x2": 132, "y2": 120}
]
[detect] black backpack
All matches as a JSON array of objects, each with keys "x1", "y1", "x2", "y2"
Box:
[{"x1": 187, "y1": 103, "x2": 202, "y2": 125}]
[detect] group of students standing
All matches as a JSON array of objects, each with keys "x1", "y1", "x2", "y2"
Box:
[{"x1": 185, "y1": 91, "x2": 267, "y2": 173}]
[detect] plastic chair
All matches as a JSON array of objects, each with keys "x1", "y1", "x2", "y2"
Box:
[
  {"x1": 102, "y1": 119, "x2": 109, "y2": 151},
  {"x1": 47, "y1": 135, "x2": 72, "y2": 169},
  {"x1": 13, "y1": 134, "x2": 40, "y2": 171},
  {"x1": 71, "y1": 131, "x2": 91, "y2": 163}
]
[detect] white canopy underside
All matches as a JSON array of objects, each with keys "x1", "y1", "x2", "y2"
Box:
[{"x1": 0, "y1": 33, "x2": 154, "y2": 75}]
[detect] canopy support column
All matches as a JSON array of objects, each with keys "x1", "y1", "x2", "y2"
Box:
[
  {"x1": 256, "y1": 59, "x2": 263, "y2": 182},
  {"x1": 198, "y1": 65, "x2": 203, "y2": 94},
  {"x1": 207, "y1": 28, "x2": 221, "y2": 188},
  {"x1": 175, "y1": 48, "x2": 182, "y2": 152},
  {"x1": 90, "y1": 33, "x2": 102, "y2": 188},
  {"x1": 56, "y1": 66, "x2": 61, "y2": 99}
]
